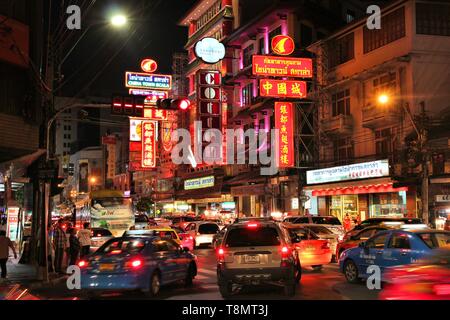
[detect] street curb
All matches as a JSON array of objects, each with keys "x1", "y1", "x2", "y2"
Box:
[{"x1": 28, "y1": 276, "x2": 68, "y2": 290}]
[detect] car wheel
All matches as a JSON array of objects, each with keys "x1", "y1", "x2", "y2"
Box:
[
  {"x1": 218, "y1": 281, "x2": 232, "y2": 298},
  {"x1": 294, "y1": 260, "x2": 302, "y2": 283},
  {"x1": 344, "y1": 260, "x2": 359, "y2": 283},
  {"x1": 144, "y1": 272, "x2": 161, "y2": 297},
  {"x1": 184, "y1": 263, "x2": 196, "y2": 287},
  {"x1": 312, "y1": 265, "x2": 323, "y2": 271}
]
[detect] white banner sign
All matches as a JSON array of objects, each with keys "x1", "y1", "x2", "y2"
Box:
[{"x1": 307, "y1": 160, "x2": 389, "y2": 185}]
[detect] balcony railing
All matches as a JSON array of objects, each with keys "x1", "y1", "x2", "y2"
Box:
[
  {"x1": 320, "y1": 114, "x2": 353, "y2": 136},
  {"x1": 362, "y1": 103, "x2": 402, "y2": 129}
]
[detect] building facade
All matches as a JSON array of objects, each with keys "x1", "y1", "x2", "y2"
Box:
[{"x1": 306, "y1": 0, "x2": 450, "y2": 224}]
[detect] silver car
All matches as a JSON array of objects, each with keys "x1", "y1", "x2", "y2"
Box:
[
  {"x1": 184, "y1": 221, "x2": 220, "y2": 248},
  {"x1": 89, "y1": 228, "x2": 114, "y2": 252}
]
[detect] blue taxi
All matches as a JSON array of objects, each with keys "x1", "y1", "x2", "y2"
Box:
[
  {"x1": 339, "y1": 229, "x2": 450, "y2": 283},
  {"x1": 79, "y1": 236, "x2": 197, "y2": 297}
]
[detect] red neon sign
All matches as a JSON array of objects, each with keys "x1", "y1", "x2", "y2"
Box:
[
  {"x1": 252, "y1": 55, "x2": 313, "y2": 78},
  {"x1": 275, "y1": 102, "x2": 294, "y2": 168},
  {"x1": 141, "y1": 58, "x2": 158, "y2": 73},
  {"x1": 271, "y1": 35, "x2": 295, "y2": 56},
  {"x1": 259, "y1": 79, "x2": 307, "y2": 98},
  {"x1": 143, "y1": 108, "x2": 168, "y2": 120},
  {"x1": 141, "y1": 121, "x2": 157, "y2": 168}
]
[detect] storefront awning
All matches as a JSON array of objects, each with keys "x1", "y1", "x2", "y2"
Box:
[{"x1": 311, "y1": 182, "x2": 408, "y2": 197}]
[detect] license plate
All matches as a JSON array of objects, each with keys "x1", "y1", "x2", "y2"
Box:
[
  {"x1": 99, "y1": 263, "x2": 115, "y2": 271},
  {"x1": 244, "y1": 255, "x2": 260, "y2": 264}
]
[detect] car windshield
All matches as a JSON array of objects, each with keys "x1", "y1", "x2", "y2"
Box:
[
  {"x1": 311, "y1": 216, "x2": 342, "y2": 225},
  {"x1": 91, "y1": 229, "x2": 112, "y2": 237},
  {"x1": 198, "y1": 223, "x2": 219, "y2": 234},
  {"x1": 98, "y1": 238, "x2": 146, "y2": 254},
  {"x1": 91, "y1": 197, "x2": 132, "y2": 209},
  {"x1": 306, "y1": 225, "x2": 333, "y2": 235},
  {"x1": 417, "y1": 232, "x2": 450, "y2": 249},
  {"x1": 225, "y1": 227, "x2": 281, "y2": 247},
  {"x1": 288, "y1": 217, "x2": 309, "y2": 224}
]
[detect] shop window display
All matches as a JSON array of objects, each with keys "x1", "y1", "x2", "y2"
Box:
[{"x1": 370, "y1": 192, "x2": 406, "y2": 217}]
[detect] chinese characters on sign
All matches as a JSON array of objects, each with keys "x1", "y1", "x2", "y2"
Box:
[
  {"x1": 141, "y1": 121, "x2": 157, "y2": 168},
  {"x1": 260, "y1": 79, "x2": 307, "y2": 98},
  {"x1": 125, "y1": 72, "x2": 172, "y2": 90},
  {"x1": 275, "y1": 102, "x2": 294, "y2": 168},
  {"x1": 252, "y1": 55, "x2": 313, "y2": 78},
  {"x1": 143, "y1": 108, "x2": 168, "y2": 120}
]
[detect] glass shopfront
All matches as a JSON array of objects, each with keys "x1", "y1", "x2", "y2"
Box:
[
  {"x1": 330, "y1": 195, "x2": 359, "y2": 222},
  {"x1": 369, "y1": 191, "x2": 406, "y2": 217}
]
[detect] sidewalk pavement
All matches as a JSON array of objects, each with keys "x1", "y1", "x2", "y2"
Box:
[{"x1": 0, "y1": 256, "x2": 68, "y2": 294}]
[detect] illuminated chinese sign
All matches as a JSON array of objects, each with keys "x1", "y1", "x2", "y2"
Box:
[
  {"x1": 125, "y1": 72, "x2": 172, "y2": 90},
  {"x1": 143, "y1": 108, "x2": 168, "y2": 120},
  {"x1": 140, "y1": 58, "x2": 158, "y2": 73},
  {"x1": 141, "y1": 121, "x2": 157, "y2": 168},
  {"x1": 275, "y1": 102, "x2": 294, "y2": 168},
  {"x1": 271, "y1": 35, "x2": 295, "y2": 56},
  {"x1": 260, "y1": 79, "x2": 307, "y2": 98},
  {"x1": 129, "y1": 89, "x2": 168, "y2": 105},
  {"x1": 252, "y1": 55, "x2": 313, "y2": 78}
]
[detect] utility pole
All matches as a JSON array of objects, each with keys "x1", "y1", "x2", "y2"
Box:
[{"x1": 418, "y1": 102, "x2": 430, "y2": 225}]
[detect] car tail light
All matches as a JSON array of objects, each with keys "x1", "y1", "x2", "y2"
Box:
[
  {"x1": 433, "y1": 284, "x2": 450, "y2": 296},
  {"x1": 321, "y1": 241, "x2": 330, "y2": 249},
  {"x1": 189, "y1": 236, "x2": 194, "y2": 240},
  {"x1": 247, "y1": 222, "x2": 259, "y2": 228},
  {"x1": 125, "y1": 258, "x2": 143, "y2": 269},
  {"x1": 217, "y1": 247, "x2": 225, "y2": 262},
  {"x1": 280, "y1": 246, "x2": 291, "y2": 260},
  {"x1": 78, "y1": 260, "x2": 88, "y2": 268}
]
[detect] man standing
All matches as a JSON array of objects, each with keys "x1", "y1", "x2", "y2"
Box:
[
  {"x1": 0, "y1": 230, "x2": 17, "y2": 281},
  {"x1": 53, "y1": 219, "x2": 66, "y2": 274},
  {"x1": 78, "y1": 222, "x2": 91, "y2": 258}
]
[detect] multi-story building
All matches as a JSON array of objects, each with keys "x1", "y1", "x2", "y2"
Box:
[
  {"x1": 306, "y1": 0, "x2": 450, "y2": 224},
  {"x1": 171, "y1": 0, "x2": 382, "y2": 217}
]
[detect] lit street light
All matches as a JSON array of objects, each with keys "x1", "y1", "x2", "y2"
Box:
[
  {"x1": 377, "y1": 94, "x2": 389, "y2": 105},
  {"x1": 111, "y1": 14, "x2": 127, "y2": 27}
]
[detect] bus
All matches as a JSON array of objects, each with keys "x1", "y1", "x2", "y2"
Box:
[{"x1": 89, "y1": 190, "x2": 135, "y2": 237}]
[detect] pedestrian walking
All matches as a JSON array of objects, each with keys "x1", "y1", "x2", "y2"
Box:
[
  {"x1": 53, "y1": 219, "x2": 66, "y2": 274},
  {"x1": 78, "y1": 222, "x2": 91, "y2": 258},
  {"x1": 343, "y1": 214, "x2": 352, "y2": 232},
  {"x1": 0, "y1": 230, "x2": 17, "y2": 281},
  {"x1": 68, "y1": 228, "x2": 80, "y2": 266}
]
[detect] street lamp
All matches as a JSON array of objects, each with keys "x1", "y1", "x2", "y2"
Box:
[
  {"x1": 89, "y1": 177, "x2": 98, "y2": 184},
  {"x1": 111, "y1": 14, "x2": 127, "y2": 27},
  {"x1": 377, "y1": 94, "x2": 390, "y2": 105}
]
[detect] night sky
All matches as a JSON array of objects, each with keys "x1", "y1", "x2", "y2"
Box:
[{"x1": 60, "y1": 0, "x2": 196, "y2": 97}]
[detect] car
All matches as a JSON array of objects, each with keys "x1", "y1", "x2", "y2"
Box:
[
  {"x1": 445, "y1": 219, "x2": 450, "y2": 231},
  {"x1": 212, "y1": 225, "x2": 229, "y2": 250},
  {"x1": 379, "y1": 249, "x2": 450, "y2": 300},
  {"x1": 344, "y1": 217, "x2": 424, "y2": 240},
  {"x1": 281, "y1": 223, "x2": 332, "y2": 270},
  {"x1": 79, "y1": 236, "x2": 197, "y2": 297},
  {"x1": 184, "y1": 221, "x2": 220, "y2": 248},
  {"x1": 165, "y1": 215, "x2": 201, "y2": 230},
  {"x1": 339, "y1": 229, "x2": 450, "y2": 284},
  {"x1": 122, "y1": 227, "x2": 184, "y2": 248},
  {"x1": 216, "y1": 220, "x2": 299, "y2": 298},
  {"x1": 296, "y1": 224, "x2": 339, "y2": 262},
  {"x1": 283, "y1": 215, "x2": 344, "y2": 237},
  {"x1": 171, "y1": 226, "x2": 195, "y2": 252},
  {"x1": 234, "y1": 216, "x2": 276, "y2": 223},
  {"x1": 336, "y1": 226, "x2": 393, "y2": 259},
  {"x1": 90, "y1": 228, "x2": 114, "y2": 252},
  {"x1": 133, "y1": 214, "x2": 157, "y2": 230}
]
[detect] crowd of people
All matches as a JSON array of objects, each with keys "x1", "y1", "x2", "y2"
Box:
[{"x1": 48, "y1": 219, "x2": 91, "y2": 274}]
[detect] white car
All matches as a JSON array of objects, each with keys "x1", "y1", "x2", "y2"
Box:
[
  {"x1": 90, "y1": 228, "x2": 114, "y2": 252},
  {"x1": 283, "y1": 216, "x2": 345, "y2": 237},
  {"x1": 184, "y1": 221, "x2": 220, "y2": 248}
]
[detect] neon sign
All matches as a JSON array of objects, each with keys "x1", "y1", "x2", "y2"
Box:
[
  {"x1": 125, "y1": 72, "x2": 172, "y2": 90},
  {"x1": 252, "y1": 55, "x2": 313, "y2": 78},
  {"x1": 260, "y1": 79, "x2": 307, "y2": 98},
  {"x1": 141, "y1": 121, "x2": 157, "y2": 168},
  {"x1": 271, "y1": 35, "x2": 295, "y2": 56},
  {"x1": 275, "y1": 102, "x2": 294, "y2": 168},
  {"x1": 140, "y1": 58, "x2": 158, "y2": 73}
]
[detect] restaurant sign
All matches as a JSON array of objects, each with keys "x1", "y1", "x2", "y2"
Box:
[
  {"x1": 125, "y1": 72, "x2": 172, "y2": 90},
  {"x1": 252, "y1": 55, "x2": 313, "y2": 78},
  {"x1": 184, "y1": 176, "x2": 215, "y2": 190},
  {"x1": 306, "y1": 160, "x2": 390, "y2": 185},
  {"x1": 275, "y1": 102, "x2": 294, "y2": 168}
]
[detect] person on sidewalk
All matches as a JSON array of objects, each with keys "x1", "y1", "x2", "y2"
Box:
[
  {"x1": 0, "y1": 230, "x2": 17, "y2": 281},
  {"x1": 77, "y1": 222, "x2": 91, "y2": 258},
  {"x1": 68, "y1": 228, "x2": 80, "y2": 266},
  {"x1": 53, "y1": 219, "x2": 66, "y2": 274}
]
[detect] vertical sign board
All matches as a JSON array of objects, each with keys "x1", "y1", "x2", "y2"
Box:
[
  {"x1": 275, "y1": 102, "x2": 294, "y2": 168},
  {"x1": 196, "y1": 70, "x2": 222, "y2": 164},
  {"x1": 6, "y1": 207, "x2": 19, "y2": 241},
  {"x1": 141, "y1": 121, "x2": 157, "y2": 168}
]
